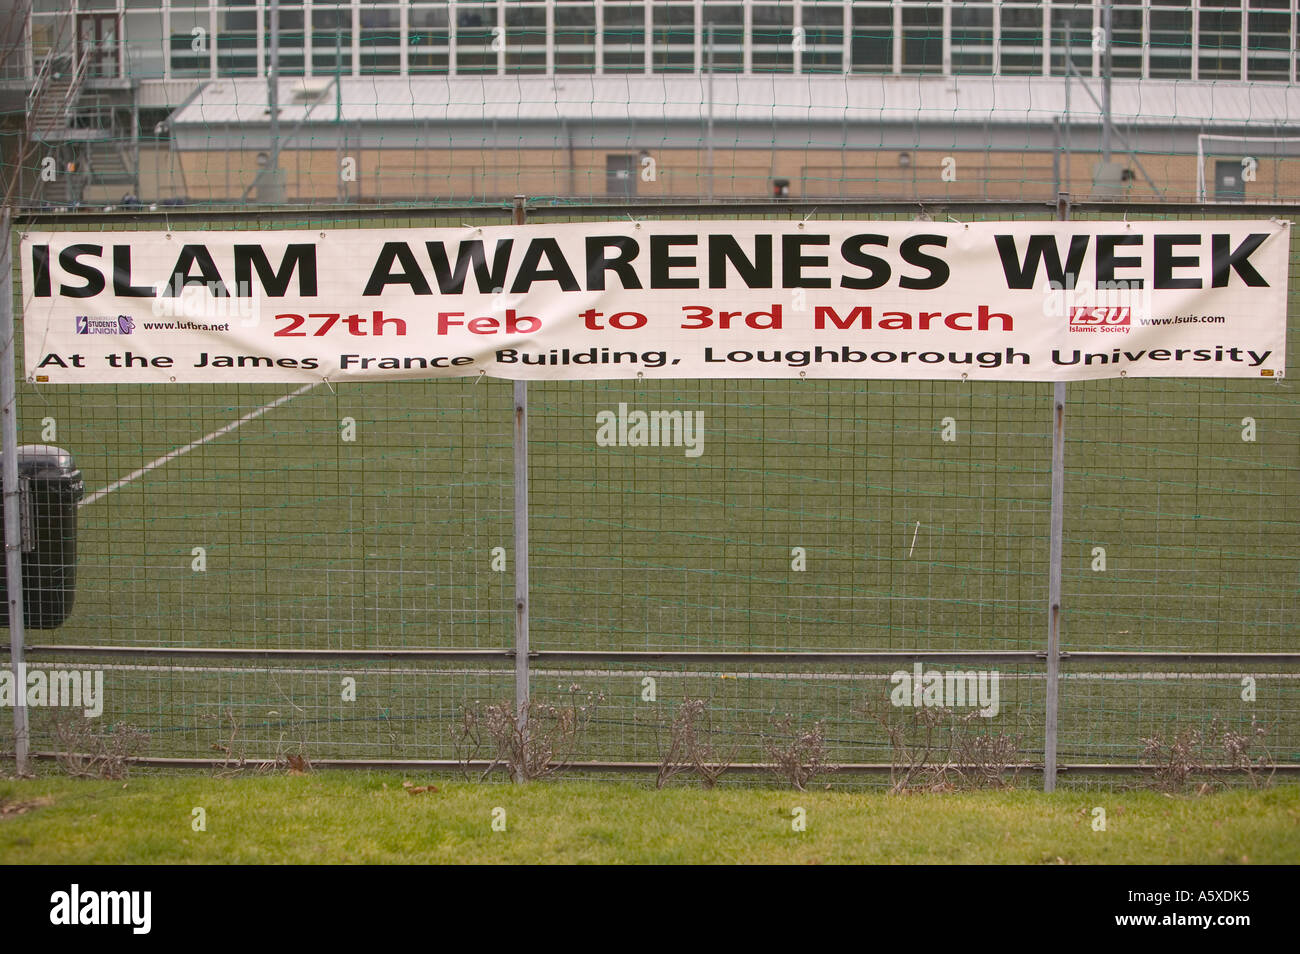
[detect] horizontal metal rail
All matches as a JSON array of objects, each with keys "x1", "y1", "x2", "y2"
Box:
[
  {"x1": 4, "y1": 645, "x2": 1298, "y2": 665},
  {"x1": 4, "y1": 752, "x2": 1297, "y2": 775},
  {"x1": 1059, "y1": 651, "x2": 1300, "y2": 665},
  {"x1": 14, "y1": 199, "x2": 1299, "y2": 229}
]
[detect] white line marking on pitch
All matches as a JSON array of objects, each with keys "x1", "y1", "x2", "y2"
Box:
[{"x1": 80, "y1": 383, "x2": 319, "y2": 507}]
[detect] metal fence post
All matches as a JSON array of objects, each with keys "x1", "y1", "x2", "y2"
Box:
[
  {"x1": 1044, "y1": 193, "x2": 1070, "y2": 792},
  {"x1": 511, "y1": 195, "x2": 530, "y2": 783},
  {"x1": 0, "y1": 207, "x2": 28, "y2": 775}
]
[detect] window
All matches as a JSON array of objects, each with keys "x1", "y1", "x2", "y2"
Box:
[
  {"x1": 652, "y1": 2, "x2": 695, "y2": 73},
  {"x1": 408, "y1": 1, "x2": 449, "y2": 74},
  {"x1": 311, "y1": 1, "x2": 351, "y2": 76},
  {"x1": 702, "y1": 3, "x2": 744, "y2": 72},
  {"x1": 951, "y1": 4, "x2": 994, "y2": 75},
  {"x1": 125, "y1": 10, "x2": 165, "y2": 79},
  {"x1": 1247, "y1": 0, "x2": 1292, "y2": 80},
  {"x1": 801, "y1": 3, "x2": 845, "y2": 74},
  {"x1": 752, "y1": 5, "x2": 794, "y2": 73},
  {"x1": 263, "y1": 0, "x2": 304, "y2": 76},
  {"x1": 1109, "y1": 0, "x2": 1144, "y2": 78},
  {"x1": 1001, "y1": 4, "x2": 1045, "y2": 75},
  {"x1": 901, "y1": 1, "x2": 943, "y2": 74},
  {"x1": 168, "y1": 7, "x2": 209, "y2": 77},
  {"x1": 359, "y1": 2, "x2": 400, "y2": 75},
  {"x1": 218, "y1": 0, "x2": 259, "y2": 78},
  {"x1": 1198, "y1": 0, "x2": 1243, "y2": 80},
  {"x1": 850, "y1": 2, "x2": 893, "y2": 73},
  {"x1": 1149, "y1": 0, "x2": 1192, "y2": 78},
  {"x1": 603, "y1": 2, "x2": 647, "y2": 73},
  {"x1": 555, "y1": 2, "x2": 595, "y2": 73},
  {"x1": 506, "y1": 2, "x2": 546, "y2": 74},
  {"x1": 1049, "y1": 2, "x2": 1093, "y2": 77},
  {"x1": 455, "y1": 0, "x2": 498, "y2": 75}
]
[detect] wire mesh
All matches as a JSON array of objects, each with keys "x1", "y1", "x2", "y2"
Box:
[
  {"x1": 0, "y1": 0, "x2": 1298, "y2": 788},
  {"x1": 0, "y1": 202, "x2": 1292, "y2": 790}
]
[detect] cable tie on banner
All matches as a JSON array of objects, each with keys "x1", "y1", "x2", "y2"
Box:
[
  {"x1": 947, "y1": 215, "x2": 969, "y2": 230},
  {"x1": 462, "y1": 223, "x2": 483, "y2": 235},
  {"x1": 475, "y1": 370, "x2": 486, "y2": 385},
  {"x1": 798, "y1": 208, "x2": 818, "y2": 229},
  {"x1": 626, "y1": 213, "x2": 641, "y2": 229},
  {"x1": 321, "y1": 376, "x2": 336, "y2": 394}
]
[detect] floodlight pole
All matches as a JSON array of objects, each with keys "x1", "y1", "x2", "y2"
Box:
[
  {"x1": 511, "y1": 195, "x2": 530, "y2": 782},
  {"x1": 0, "y1": 208, "x2": 28, "y2": 775}
]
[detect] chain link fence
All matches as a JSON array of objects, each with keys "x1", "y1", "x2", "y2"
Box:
[{"x1": 0, "y1": 199, "x2": 1296, "y2": 789}]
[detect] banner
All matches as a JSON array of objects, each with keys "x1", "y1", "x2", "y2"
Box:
[{"x1": 20, "y1": 219, "x2": 1290, "y2": 383}]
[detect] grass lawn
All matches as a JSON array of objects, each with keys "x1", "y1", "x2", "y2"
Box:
[{"x1": 2, "y1": 774, "x2": 1298, "y2": 864}]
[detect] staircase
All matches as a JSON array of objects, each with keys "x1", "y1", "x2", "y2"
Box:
[
  {"x1": 25, "y1": 50, "x2": 140, "y2": 204},
  {"x1": 86, "y1": 139, "x2": 139, "y2": 192},
  {"x1": 28, "y1": 52, "x2": 87, "y2": 142}
]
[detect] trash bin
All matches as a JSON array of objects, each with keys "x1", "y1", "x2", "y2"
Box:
[{"x1": 0, "y1": 445, "x2": 84, "y2": 629}]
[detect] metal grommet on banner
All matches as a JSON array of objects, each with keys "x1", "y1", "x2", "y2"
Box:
[
  {"x1": 799, "y1": 370, "x2": 806, "y2": 380},
  {"x1": 961, "y1": 372, "x2": 969, "y2": 382}
]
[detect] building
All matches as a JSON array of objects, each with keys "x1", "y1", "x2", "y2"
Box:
[{"x1": 9, "y1": 0, "x2": 1300, "y2": 206}]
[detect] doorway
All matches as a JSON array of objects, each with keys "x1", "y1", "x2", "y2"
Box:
[{"x1": 77, "y1": 13, "x2": 119, "y2": 79}]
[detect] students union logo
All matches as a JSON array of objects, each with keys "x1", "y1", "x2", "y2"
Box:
[{"x1": 75, "y1": 315, "x2": 134, "y2": 335}]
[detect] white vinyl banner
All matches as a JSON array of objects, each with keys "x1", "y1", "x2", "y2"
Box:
[{"x1": 19, "y1": 219, "x2": 1290, "y2": 384}]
